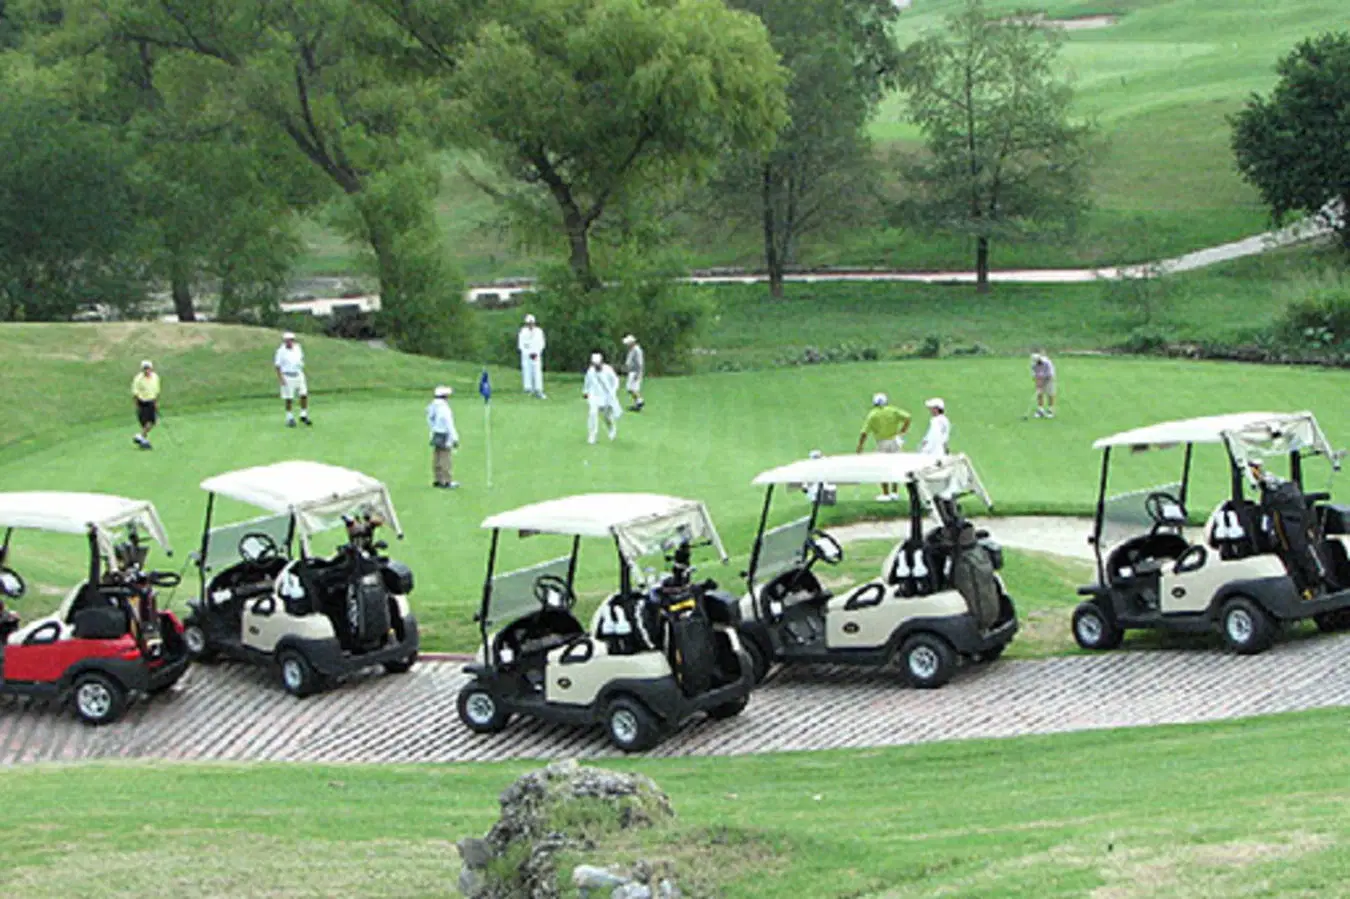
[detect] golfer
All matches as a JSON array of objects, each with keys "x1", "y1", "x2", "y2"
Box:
[
  {"x1": 1031, "y1": 352, "x2": 1057, "y2": 418},
  {"x1": 274, "y1": 331, "x2": 311, "y2": 427},
  {"x1": 918, "y1": 398, "x2": 951, "y2": 455},
  {"x1": 583, "y1": 351, "x2": 622, "y2": 444},
  {"x1": 131, "y1": 360, "x2": 160, "y2": 450},
  {"x1": 622, "y1": 334, "x2": 645, "y2": 411},
  {"x1": 518, "y1": 314, "x2": 547, "y2": 398},
  {"x1": 426, "y1": 386, "x2": 460, "y2": 489},
  {"x1": 855, "y1": 393, "x2": 911, "y2": 501}
]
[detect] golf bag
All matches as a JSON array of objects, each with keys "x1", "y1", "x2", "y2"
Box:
[
  {"x1": 950, "y1": 523, "x2": 1002, "y2": 630},
  {"x1": 340, "y1": 563, "x2": 392, "y2": 653},
  {"x1": 1259, "y1": 479, "x2": 1327, "y2": 596},
  {"x1": 650, "y1": 542, "x2": 716, "y2": 697}
]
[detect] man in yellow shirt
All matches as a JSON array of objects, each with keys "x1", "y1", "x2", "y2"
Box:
[
  {"x1": 856, "y1": 392, "x2": 911, "y2": 501},
  {"x1": 131, "y1": 359, "x2": 161, "y2": 450}
]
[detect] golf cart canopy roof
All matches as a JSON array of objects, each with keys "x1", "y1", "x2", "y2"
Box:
[
  {"x1": 481, "y1": 493, "x2": 728, "y2": 561},
  {"x1": 199, "y1": 461, "x2": 403, "y2": 542},
  {"x1": 1092, "y1": 412, "x2": 1337, "y2": 463},
  {"x1": 0, "y1": 491, "x2": 171, "y2": 557},
  {"x1": 752, "y1": 453, "x2": 993, "y2": 507}
]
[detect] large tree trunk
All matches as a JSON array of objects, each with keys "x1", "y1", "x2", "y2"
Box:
[
  {"x1": 564, "y1": 216, "x2": 597, "y2": 288},
  {"x1": 975, "y1": 235, "x2": 990, "y2": 293},
  {"x1": 170, "y1": 258, "x2": 196, "y2": 322},
  {"x1": 762, "y1": 164, "x2": 783, "y2": 298}
]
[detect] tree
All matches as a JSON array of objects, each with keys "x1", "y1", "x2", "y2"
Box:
[
  {"x1": 894, "y1": 0, "x2": 1094, "y2": 292},
  {"x1": 1231, "y1": 31, "x2": 1350, "y2": 254},
  {"x1": 447, "y1": 0, "x2": 789, "y2": 286},
  {"x1": 717, "y1": 0, "x2": 899, "y2": 297}
]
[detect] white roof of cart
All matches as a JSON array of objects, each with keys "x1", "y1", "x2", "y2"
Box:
[
  {"x1": 1092, "y1": 412, "x2": 1334, "y2": 455},
  {"x1": 0, "y1": 492, "x2": 171, "y2": 556},
  {"x1": 753, "y1": 453, "x2": 993, "y2": 506},
  {"x1": 200, "y1": 461, "x2": 402, "y2": 540},
  {"x1": 482, "y1": 493, "x2": 727, "y2": 561}
]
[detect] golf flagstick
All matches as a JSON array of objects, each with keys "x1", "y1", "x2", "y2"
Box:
[{"x1": 479, "y1": 368, "x2": 493, "y2": 488}]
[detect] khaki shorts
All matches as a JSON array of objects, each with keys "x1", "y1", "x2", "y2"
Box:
[
  {"x1": 1036, "y1": 377, "x2": 1056, "y2": 398},
  {"x1": 626, "y1": 372, "x2": 642, "y2": 392},
  {"x1": 876, "y1": 438, "x2": 902, "y2": 453},
  {"x1": 280, "y1": 373, "x2": 308, "y2": 400}
]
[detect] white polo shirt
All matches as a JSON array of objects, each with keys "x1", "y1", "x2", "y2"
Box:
[{"x1": 274, "y1": 343, "x2": 305, "y2": 376}]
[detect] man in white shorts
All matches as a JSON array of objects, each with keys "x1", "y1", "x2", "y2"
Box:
[
  {"x1": 518, "y1": 314, "x2": 547, "y2": 398},
  {"x1": 274, "y1": 331, "x2": 311, "y2": 427},
  {"x1": 1031, "y1": 352, "x2": 1056, "y2": 418},
  {"x1": 622, "y1": 334, "x2": 645, "y2": 411},
  {"x1": 855, "y1": 393, "x2": 911, "y2": 501},
  {"x1": 918, "y1": 398, "x2": 950, "y2": 455}
]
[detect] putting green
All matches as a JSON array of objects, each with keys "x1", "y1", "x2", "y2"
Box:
[{"x1": 3, "y1": 355, "x2": 1346, "y2": 649}]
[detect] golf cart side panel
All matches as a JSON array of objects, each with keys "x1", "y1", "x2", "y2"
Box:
[
  {"x1": 1224, "y1": 576, "x2": 1350, "y2": 621},
  {"x1": 243, "y1": 601, "x2": 335, "y2": 653},
  {"x1": 824, "y1": 588, "x2": 968, "y2": 650},
  {"x1": 1159, "y1": 555, "x2": 1287, "y2": 614},
  {"x1": 545, "y1": 646, "x2": 671, "y2": 706},
  {"x1": 284, "y1": 617, "x2": 419, "y2": 678},
  {"x1": 3, "y1": 635, "x2": 139, "y2": 683},
  {"x1": 890, "y1": 612, "x2": 1017, "y2": 657}
]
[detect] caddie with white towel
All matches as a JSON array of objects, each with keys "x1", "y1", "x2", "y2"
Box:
[
  {"x1": 273, "y1": 331, "x2": 311, "y2": 427},
  {"x1": 517, "y1": 313, "x2": 547, "y2": 398},
  {"x1": 582, "y1": 351, "x2": 622, "y2": 444}
]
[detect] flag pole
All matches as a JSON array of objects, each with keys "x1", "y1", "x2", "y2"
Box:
[{"x1": 480, "y1": 367, "x2": 493, "y2": 489}]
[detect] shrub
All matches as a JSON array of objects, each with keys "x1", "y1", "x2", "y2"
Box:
[
  {"x1": 1117, "y1": 326, "x2": 1169, "y2": 354},
  {"x1": 1271, "y1": 268, "x2": 1350, "y2": 349},
  {"x1": 915, "y1": 334, "x2": 943, "y2": 358}
]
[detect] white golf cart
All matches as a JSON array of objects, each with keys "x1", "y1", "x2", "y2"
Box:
[
  {"x1": 0, "y1": 492, "x2": 190, "y2": 724},
  {"x1": 185, "y1": 461, "x2": 419, "y2": 696},
  {"x1": 737, "y1": 453, "x2": 1018, "y2": 688},
  {"x1": 458, "y1": 493, "x2": 755, "y2": 752},
  {"x1": 1073, "y1": 411, "x2": 1350, "y2": 654}
]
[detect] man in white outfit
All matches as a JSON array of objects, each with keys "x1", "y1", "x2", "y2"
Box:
[
  {"x1": 517, "y1": 314, "x2": 546, "y2": 398},
  {"x1": 582, "y1": 351, "x2": 622, "y2": 444},
  {"x1": 426, "y1": 385, "x2": 459, "y2": 489},
  {"x1": 918, "y1": 397, "x2": 950, "y2": 455},
  {"x1": 622, "y1": 334, "x2": 645, "y2": 412},
  {"x1": 273, "y1": 331, "x2": 311, "y2": 427}
]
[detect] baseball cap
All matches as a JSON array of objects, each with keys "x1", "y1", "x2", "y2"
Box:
[
  {"x1": 873, "y1": 392, "x2": 888, "y2": 407},
  {"x1": 140, "y1": 359, "x2": 153, "y2": 369},
  {"x1": 434, "y1": 386, "x2": 452, "y2": 397},
  {"x1": 282, "y1": 331, "x2": 296, "y2": 340},
  {"x1": 590, "y1": 352, "x2": 603, "y2": 364},
  {"x1": 622, "y1": 334, "x2": 636, "y2": 345},
  {"x1": 925, "y1": 397, "x2": 945, "y2": 411},
  {"x1": 524, "y1": 314, "x2": 537, "y2": 324}
]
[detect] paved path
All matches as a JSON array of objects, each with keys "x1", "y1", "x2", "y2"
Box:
[{"x1": 3, "y1": 632, "x2": 1348, "y2": 766}]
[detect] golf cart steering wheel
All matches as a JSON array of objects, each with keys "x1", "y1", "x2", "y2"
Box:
[
  {"x1": 0, "y1": 566, "x2": 25, "y2": 599},
  {"x1": 238, "y1": 532, "x2": 280, "y2": 564},
  {"x1": 1144, "y1": 492, "x2": 1184, "y2": 528},
  {"x1": 146, "y1": 570, "x2": 182, "y2": 588},
  {"x1": 808, "y1": 530, "x2": 844, "y2": 566},
  {"x1": 533, "y1": 574, "x2": 576, "y2": 611}
]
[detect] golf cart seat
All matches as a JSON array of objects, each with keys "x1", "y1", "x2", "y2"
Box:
[
  {"x1": 1106, "y1": 533, "x2": 1191, "y2": 585},
  {"x1": 494, "y1": 608, "x2": 585, "y2": 667}
]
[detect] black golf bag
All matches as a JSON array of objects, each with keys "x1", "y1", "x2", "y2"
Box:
[
  {"x1": 950, "y1": 522, "x2": 1003, "y2": 630},
  {"x1": 650, "y1": 542, "x2": 716, "y2": 697},
  {"x1": 1259, "y1": 479, "x2": 1326, "y2": 596}
]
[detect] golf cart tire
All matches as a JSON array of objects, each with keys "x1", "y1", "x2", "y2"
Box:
[
  {"x1": 743, "y1": 635, "x2": 771, "y2": 684},
  {"x1": 897, "y1": 633, "x2": 956, "y2": 689},
  {"x1": 1313, "y1": 609, "x2": 1350, "y2": 633},
  {"x1": 706, "y1": 695, "x2": 750, "y2": 720},
  {"x1": 276, "y1": 648, "x2": 323, "y2": 697},
  {"x1": 1218, "y1": 595, "x2": 1275, "y2": 655},
  {"x1": 605, "y1": 696, "x2": 662, "y2": 752},
  {"x1": 382, "y1": 651, "x2": 418, "y2": 675},
  {"x1": 70, "y1": 671, "x2": 127, "y2": 726},
  {"x1": 974, "y1": 642, "x2": 1007, "y2": 664},
  {"x1": 457, "y1": 684, "x2": 511, "y2": 734},
  {"x1": 182, "y1": 618, "x2": 218, "y2": 664},
  {"x1": 1072, "y1": 602, "x2": 1124, "y2": 651}
]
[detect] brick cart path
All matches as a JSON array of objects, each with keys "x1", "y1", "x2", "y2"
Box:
[{"x1": 4, "y1": 635, "x2": 1349, "y2": 765}]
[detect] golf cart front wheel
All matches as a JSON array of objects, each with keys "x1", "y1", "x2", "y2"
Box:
[
  {"x1": 71, "y1": 672, "x2": 127, "y2": 726},
  {"x1": 897, "y1": 633, "x2": 955, "y2": 689},
  {"x1": 457, "y1": 684, "x2": 511, "y2": 734},
  {"x1": 1072, "y1": 602, "x2": 1123, "y2": 651},
  {"x1": 1219, "y1": 596, "x2": 1275, "y2": 655},
  {"x1": 382, "y1": 652, "x2": 418, "y2": 674},
  {"x1": 605, "y1": 696, "x2": 662, "y2": 752},
  {"x1": 276, "y1": 649, "x2": 323, "y2": 697},
  {"x1": 706, "y1": 695, "x2": 750, "y2": 720},
  {"x1": 182, "y1": 618, "x2": 217, "y2": 663}
]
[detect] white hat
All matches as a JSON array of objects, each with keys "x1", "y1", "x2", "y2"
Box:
[
  {"x1": 282, "y1": 331, "x2": 296, "y2": 341},
  {"x1": 872, "y1": 392, "x2": 887, "y2": 407},
  {"x1": 622, "y1": 334, "x2": 636, "y2": 344},
  {"x1": 590, "y1": 352, "x2": 603, "y2": 364},
  {"x1": 808, "y1": 449, "x2": 823, "y2": 459},
  {"x1": 524, "y1": 314, "x2": 536, "y2": 324},
  {"x1": 140, "y1": 359, "x2": 153, "y2": 369},
  {"x1": 925, "y1": 397, "x2": 945, "y2": 411},
  {"x1": 434, "y1": 385, "x2": 452, "y2": 398}
]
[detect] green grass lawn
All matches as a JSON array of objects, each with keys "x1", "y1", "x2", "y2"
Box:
[
  {"x1": 3, "y1": 707, "x2": 1348, "y2": 897},
  {"x1": 4, "y1": 323, "x2": 1350, "y2": 650}
]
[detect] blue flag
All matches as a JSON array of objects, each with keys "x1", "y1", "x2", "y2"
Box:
[{"x1": 478, "y1": 368, "x2": 492, "y2": 403}]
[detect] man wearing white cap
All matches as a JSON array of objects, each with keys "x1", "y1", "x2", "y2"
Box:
[
  {"x1": 622, "y1": 334, "x2": 645, "y2": 412},
  {"x1": 131, "y1": 359, "x2": 160, "y2": 450},
  {"x1": 855, "y1": 392, "x2": 911, "y2": 501},
  {"x1": 426, "y1": 385, "x2": 460, "y2": 489},
  {"x1": 517, "y1": 314, "x2": 547, "y2": 398},
  {"x1": 582, "y1": 351, "x2": 622, "y2": 444},
  {"x1": 273, "y1": 331, "x2": 311, "y2": 427},
  {"x1": 918, "y1": 398, "x2": 951, "y2": 455}
]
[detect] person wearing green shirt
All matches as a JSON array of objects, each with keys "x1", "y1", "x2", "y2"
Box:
[{"x1": 855, "y1": 392, "x2": 911, "y2": 501}]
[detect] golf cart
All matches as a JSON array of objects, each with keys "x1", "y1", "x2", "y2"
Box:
[
  {"x1": 459, "y1": 493, "x2": 755, "y2": 752},
  {"x1": 185, "y1": 461, "x2": 419, "y2": 696},
  {"x1": 738, "y1": 453, "x2": 1018, "y2": 689},
  {"x1": 0, "y1": 492, "x2": 189, "y2": 725},
  {"x1": 1073, "y1": 411, "x2": 1350, "y2": 654}
]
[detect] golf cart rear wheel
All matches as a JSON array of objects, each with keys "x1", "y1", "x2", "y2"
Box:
[
  {"x1": 1072, "y1": 602, "x2": 1123, "y2": 651},
  {"x1": 1219, "y1": 596, "x2": 1275, "y2": 655},
  {"x1": 182, "y1": 618, "x2": 217, "y2": 663},
  {"x1": 897, "y1": 633, "x2": 955, "y2": 689},
  {"x1": 71, "y1": 672, "x2": 127, "y2": 726},
  {"x1": 974, "y1": 642, "x2": 1007, "y2": 664},
  {"x1": 743, "y1": 636, "x2": 771, "y2": 684},
  {"x1": 383, "y1": 652, "x2": 418, "y2": 674},
  {"x1": 457, "y1": 684, "x2": 510, "y2": 734},
  {"x1": 605, "y1": 696, "x2": 662, "y2": 752},
  {"x1": 277, "y1": 649, "x2": 322, "y2": 697},
  {"x1": 707, "y1": 695, "x2": 749, "y2": 720},
  {"x1": 1313, "y1": 609, "x2": 1350, "y2": 633}
]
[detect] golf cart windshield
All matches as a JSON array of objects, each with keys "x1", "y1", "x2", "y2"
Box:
[
  {"x1": 751, "y1": 453, "x2": 993, "y2": 508},
  {"x1": 0, "y1": 492, "x2": 171, "y2": 561},
  {"x1": 484, "y1": 555, "x2": 573, "y2": 633},
  {"x1": 199, "y1": 460, "x2": 402, "y2": 555}
]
